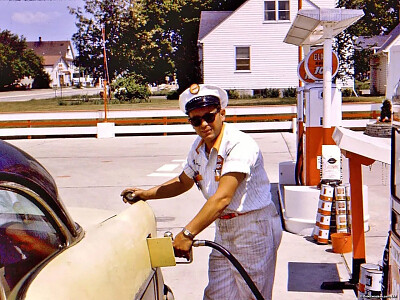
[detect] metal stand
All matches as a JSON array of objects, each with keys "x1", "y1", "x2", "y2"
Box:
[{"x1": 321, "y1": 258, "x2": 365, "y2": 295}]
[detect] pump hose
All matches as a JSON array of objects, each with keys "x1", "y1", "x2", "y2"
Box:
[{"x1": 192, "y1": 240, "x2": 265, "y2": 300}]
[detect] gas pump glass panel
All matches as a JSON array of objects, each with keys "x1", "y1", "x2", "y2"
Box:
[{"x1": 0, "y1": 187, "x2": 63, "y2": 297}]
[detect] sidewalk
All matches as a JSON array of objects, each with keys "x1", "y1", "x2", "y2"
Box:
[{"x1": 270, "y1": 133, "x2": 391, "y2": 299}]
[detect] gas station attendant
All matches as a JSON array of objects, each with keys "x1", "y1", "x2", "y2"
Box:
[{"x1": 121, "y1": 84, "x2": 282, "y2": 300}]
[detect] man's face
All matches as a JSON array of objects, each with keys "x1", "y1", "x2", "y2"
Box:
[{"x1": 188, "y1": 106, "x2": 225, "y2": 145}]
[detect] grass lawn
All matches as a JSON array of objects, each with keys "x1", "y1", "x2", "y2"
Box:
[{"x1": 0, "y1": 95, "x2": 385, "y2": 113}]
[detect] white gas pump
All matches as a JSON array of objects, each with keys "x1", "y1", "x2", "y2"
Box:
[
  {"x1": 304, "y1": 83, "x2": 342, "y2": 128},
  {"x1": 279, "y1": 4, "x2": 364, "y2": 261}
]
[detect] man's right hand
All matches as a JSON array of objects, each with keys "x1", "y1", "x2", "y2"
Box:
[{"x1": 120, "y1": 188, "x2": 146, "y2": 204}]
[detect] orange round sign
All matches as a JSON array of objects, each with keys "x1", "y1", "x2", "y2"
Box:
[
  {"x1": 304, "y1": 48, "x2": 339, "y2": 81},
  {"x1": 297, "y1": 59, "x2": 315, "y2": 84}
]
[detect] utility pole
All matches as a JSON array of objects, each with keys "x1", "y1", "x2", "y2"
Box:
[{"x1": 101, "y1": 24, "x2": 110, "y2": 122}]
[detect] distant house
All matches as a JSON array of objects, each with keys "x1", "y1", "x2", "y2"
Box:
[
  {"x1": 198, "y1": 0, "x2": 337, "y2": 94},
  {"x1": 357, "y1": 24, "x2": 400, "y2": 99},
  {"x1": 26, "y1": 38, "x2": 75, "y2": 87}
]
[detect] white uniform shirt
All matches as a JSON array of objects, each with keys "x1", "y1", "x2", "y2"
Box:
[{"x1": 183, "y1": 123, "x2": 272, "y2": 213}]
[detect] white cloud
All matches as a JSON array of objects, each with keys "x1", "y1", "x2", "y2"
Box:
[{"x1": 11, "y1": 11, "x2": 59, "y2": 25}]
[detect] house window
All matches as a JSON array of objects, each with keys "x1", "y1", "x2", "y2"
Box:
[
  {"x1": 235, "y1": 47, "x2": 250, "y2": 71},
  {"x1": 264, "y1": 1, "x2": 290, "y2": 21}
]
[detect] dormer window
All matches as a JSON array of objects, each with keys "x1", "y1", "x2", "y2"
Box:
[{"x1": 264, "y1": 1, "x2": 290, "y2": 21}]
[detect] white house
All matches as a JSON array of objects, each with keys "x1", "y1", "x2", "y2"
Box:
[
  {"x1": 198, "y1": 0, "x2": 337, "y2": 93},
  {"x1": 354, "y1": 24, "x2": 400, "y2": 99},
  {"x1": 26, "y1": 38, "x2": 75, "y2": 87}
]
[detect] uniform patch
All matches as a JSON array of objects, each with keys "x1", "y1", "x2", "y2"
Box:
[{"x1": 215, "y1": 155, "x2": 224, "y2": 181}]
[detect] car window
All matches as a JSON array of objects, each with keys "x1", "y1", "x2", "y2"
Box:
[{"x1": 0, "y1": 189, "x2": 62, "y2": 296}]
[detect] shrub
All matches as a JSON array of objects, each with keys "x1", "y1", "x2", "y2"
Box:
[
  {"x1": 32, "y1": 70, "x2": 51, "y2": 89},
  {"x1": 262, "y1": 88, "x2": 280, "y2": 98},
  {"x1": 227, "y1": 90, "x2": 240, "y2": 99},
  {"x1": 341, "y1": 88, "x2": 353, "y2": 97},
  {"x1": 112, "y1": 75, "x2": 150, "y2": 103},
  {"x1": 282, "y1": 87, "x2": 296, "y2": 98},
  {"x1": 166, "y1": 90, "x2": 180, "y2": 100}
]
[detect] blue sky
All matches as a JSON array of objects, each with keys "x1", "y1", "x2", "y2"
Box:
[{"x1": 0, "y1": 0, "x2": 85, "y2": 46}]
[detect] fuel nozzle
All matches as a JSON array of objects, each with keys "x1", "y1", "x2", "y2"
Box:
[
  {"x1": 163, "y1": 231, "x2": 193, "y2": 263},
  {"x1": 164, "y1": 231, "x2": 174, "y2": 239}
]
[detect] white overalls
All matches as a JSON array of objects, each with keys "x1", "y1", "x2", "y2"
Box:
[{"x1": 183, "y1": 123, "x2": 282, "y2": 300}]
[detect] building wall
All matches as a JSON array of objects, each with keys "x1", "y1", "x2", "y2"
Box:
[
  {"x1": 200, "y1": 0, "x2": 337, "y2": 90},
  {"x1": 386, "y1": 45, "x2": 400, "y2": 100},
  {"x1": 46, "y1": 59, "x2": 74, "y2": 87}
]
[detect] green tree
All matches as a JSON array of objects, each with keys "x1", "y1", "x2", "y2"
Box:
[
  {"x1": 0, "y1": 30, "x2": 44, "y2": 90},
  {"x1": 69, "y1": 0, "x2": 175, "y2": 84},
  {"x1": 70, "y1": 0, "x2": 247, "y2": 92},
  {"x1": 341, "y1": 0, "x2": 399, "y2": 36},
  {"x1": 336, "y1": 0, "x2": 399, "y2": 81},
  {"x1": 166, "y1": 0, "x2": 247, "y2": 93}
]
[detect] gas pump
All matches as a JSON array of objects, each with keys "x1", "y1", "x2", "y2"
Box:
[
  {"x1": 300, "y1": 80, "x2": 342, "y2": 185},
  {"x1": 280, "y1": 9, "x2": 364, "y2": 239},
  {"x1": 295, "y1": 46, "x2": 343, "y2": 190}
]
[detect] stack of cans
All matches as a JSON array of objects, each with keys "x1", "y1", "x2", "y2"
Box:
[
  {"x1": 313, "y1": 184, "x2": 352, "y2": 244},
  {"x1": 335, "y1": 185, "x2": 348, "y2": 233},
  {"x1": 313, "y1": 184, "x2": 334, "y2": 244}
]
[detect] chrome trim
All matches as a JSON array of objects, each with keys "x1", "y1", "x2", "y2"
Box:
[
  {"x1": 393, "y1": 198, "x2": 400, "y2": 215},
  {"x1": 134, "y1": 269, "x2": 157, "y2": 299},
  {"x1": 0, "y1": 181, "x2": 76, "y2": 245}
]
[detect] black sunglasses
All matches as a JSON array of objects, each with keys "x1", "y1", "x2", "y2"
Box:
[{"x1": 188, "y1": 109, "x2": 220, "y2": 127}]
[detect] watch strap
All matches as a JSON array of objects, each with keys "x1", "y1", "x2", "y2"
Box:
[{"x1": 182, "y1": 228, "x2": 195, "y2": 240}]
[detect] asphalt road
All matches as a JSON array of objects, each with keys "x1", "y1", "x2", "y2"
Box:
[{"x1": 0, "y1": 87, "x2": 103, "y2": 102}]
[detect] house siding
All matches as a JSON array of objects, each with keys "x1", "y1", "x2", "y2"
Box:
[
  {"x1": 200, "y1": 0, "x2": 337, "y2": 90},
  {"x1": 371, "y1": 55, "x2": 387, "y2": 95}
]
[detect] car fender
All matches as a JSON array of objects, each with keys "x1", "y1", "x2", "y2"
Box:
[{"x1": 24, "y1": 201, "x2": 157, "y2": 300}]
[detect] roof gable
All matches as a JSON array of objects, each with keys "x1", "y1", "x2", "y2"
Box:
[
  {"x1": 356, "y1": 35, "x2": 388, "y2": 51},
  {"x1": 198, "y1": 11, "x2": 233, "y2": 41},
  {"x1": 26, "y1": 40, "x2": 74, "y2": 61},
  {"x1": 43, "y1": 55, "x2": 64, "y2": 66},
  {"x1": 380, "y1": 23, "x2": 400, "y2": 51},
  {"x1": 357, "y1": 24, "x2": 400, "y2": 53}
]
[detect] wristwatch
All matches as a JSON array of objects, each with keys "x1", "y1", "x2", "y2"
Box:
[{"x1": 182, "y1": 228, "x2": 195, "y2": 240}]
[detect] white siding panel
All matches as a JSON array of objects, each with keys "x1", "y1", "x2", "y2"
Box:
[
  {"x1": 301, "y1": 0, "x2": 318, "y2": 9},
  {"x1": 302, "y1": 0, "x2": 336, "y2": 9},
  {"x1": 201, "y1": 0, "x2": 338, "y2": 90},
  {"x1": 313, "y1": 0, "x2": 336, "y2": 8},
  {"x1": 202, "y1": 0, "x2": 299, "y2": 90}
]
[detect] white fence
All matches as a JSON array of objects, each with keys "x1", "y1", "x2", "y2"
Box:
[{"x1": 0, "y1": 103, "x2": 381, "y2": 138}]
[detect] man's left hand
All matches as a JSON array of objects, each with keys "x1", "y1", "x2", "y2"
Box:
[{"x1": 173, "y1": 232, "x2": 193, "y2": 261}]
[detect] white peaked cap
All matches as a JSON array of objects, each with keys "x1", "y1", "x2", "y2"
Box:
[{"x1": 179, "y1": 84, "x2": 228, "y2": 114}]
